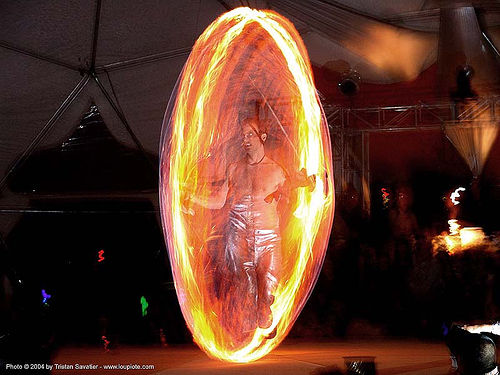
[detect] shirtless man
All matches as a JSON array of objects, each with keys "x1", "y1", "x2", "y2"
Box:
[{"x1": 188, "y1": 117, "x2": 286, "y2": 329}]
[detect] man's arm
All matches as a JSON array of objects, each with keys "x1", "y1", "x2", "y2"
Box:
[
  {"x1": 189, "y1": 179, "x2": 229, "y2": 210},
  {"x1": 187, "y1": 164, "x2": 233, "y2": 210},
  {"x1": 264, "y1": 168, "x2": 315, "y2": 204}
]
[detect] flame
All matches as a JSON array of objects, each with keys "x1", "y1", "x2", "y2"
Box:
[
  {"x1": 460, "y1": 227, "x2": 486, "y2": 248},
  {"x1": 448, "y1": 219, "x2": 460, "y2": 236},
  {"x1": 450, "y1": 187, "x2": 465, "y2": 206},
  {"x1": 159, "y1": 8, "x2": 334, "y2": 363},
  {"x1": 433, "y1": 221, "x2": 490, "y2": 254}
]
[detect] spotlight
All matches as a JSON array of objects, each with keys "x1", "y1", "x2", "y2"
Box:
[{"x1": 338, "y1": 70, "x2": 361, "y2": 96}]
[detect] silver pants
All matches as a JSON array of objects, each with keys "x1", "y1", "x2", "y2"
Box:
[{"x1": 224, "y1": 195, "x2": 281, "y2": 316}]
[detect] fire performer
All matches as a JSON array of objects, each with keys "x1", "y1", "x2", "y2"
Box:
[{"x1": 186, "y1": 117, "x2": 313, "y2": 330}]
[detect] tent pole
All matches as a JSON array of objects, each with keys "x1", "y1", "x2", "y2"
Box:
[
  {"x1": 91, "y1": 72, "x2": 156, "y2": 171},
  {"x1": 0, "y1": 75, "x2": 90, "y2": 192},
  {"x1": 482, "y1": 32, "x2": 500, "y2": 58},
  {"x1": 95, "y1": 47, "x2": 192, "y2": 72},
  {"x1": 215, "y1": 0, "x2": 233, "y2": 11},
  {"x1": 90, "y1": 0, "x2": 103, "y2": 69},
  {"x1": 0, "y1": 41, "x2": 80, "y2": 71}
]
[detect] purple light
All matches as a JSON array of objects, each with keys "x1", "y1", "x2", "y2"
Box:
[{"x1": 41, "y1": 289, "x2": 51, "y2": 304}]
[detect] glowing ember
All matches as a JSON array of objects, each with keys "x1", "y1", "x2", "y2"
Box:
[
  {"x1": 450, "y1": 187, "x2": 465, "y2": 206},
  {"x1": 159, "y1": 7, "x2": 334, "y2": 363}
]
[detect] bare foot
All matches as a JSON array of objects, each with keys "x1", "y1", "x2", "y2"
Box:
[
  {"x1": 265, "y1": 326, "x2": 277, "y2": 339},
  {"x1": 258, "y1": 307, "x2": 273, "y2": 329}
]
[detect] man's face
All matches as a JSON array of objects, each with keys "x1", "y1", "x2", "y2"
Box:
[{"x1": 241, "y1": 123, "x2": 262, "y2": 152}]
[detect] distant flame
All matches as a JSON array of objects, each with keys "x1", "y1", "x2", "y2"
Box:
[
  {"x1": 450, "y1": 187, "x2": 465, "y2": 206},
  {"x1": 433, "y1": 221, "x2": 491, "y2": 254},
  {"x1": 448, "y1": 219, "x2": 460, "y2": 236},
  {"x1": 460, "y1": 227, "x2": 485, "y2": 248}
]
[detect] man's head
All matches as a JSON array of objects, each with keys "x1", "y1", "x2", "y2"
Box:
[
  {"x1": 241, "y1": 118, "x2": 267, "y2": 153},
  {"x1": 457, "y1": 334, "x2": 497, "y2": 375}
]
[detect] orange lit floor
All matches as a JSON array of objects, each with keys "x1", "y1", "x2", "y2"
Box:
[{"x1": 50, "y1": 339, "x2": 456, "y2": 375}]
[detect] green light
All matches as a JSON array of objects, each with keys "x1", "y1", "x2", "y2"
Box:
[{"x1": 140, "y1": 296, "x2": 149, "y2": 317}]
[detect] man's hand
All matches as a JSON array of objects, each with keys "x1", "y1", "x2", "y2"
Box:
[
  {"x1": 292, "y1": 168, "x2": 316, "y2": 190},
  {"x1": 264, "y1": 186, "x2": 285, "y2": 204},
  {"x1": 264, "y1": 168, "x2": 316, "y2": 204}
]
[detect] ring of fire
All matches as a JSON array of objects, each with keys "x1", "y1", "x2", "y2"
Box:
[{"x1": 160, "y1": 7, "x2": 334, "y2": 363}]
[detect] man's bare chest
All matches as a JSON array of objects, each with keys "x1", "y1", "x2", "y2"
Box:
[{"x1": 231, "y1": 164, "x2": 279, "y2": 196}]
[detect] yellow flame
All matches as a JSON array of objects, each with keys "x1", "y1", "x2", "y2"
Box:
[
  {"x1": 460, "y1": 227, "x2": 485, "y2": 248},
  {"x1": 448, "y1": 219, "x2": 460, "y2": 236},
  {"x1": 160, "y1": 8, "x2": 334, "y2": 363},
  {"x1": 433, "y1": 222, "x2": 490, "y2": 255}
]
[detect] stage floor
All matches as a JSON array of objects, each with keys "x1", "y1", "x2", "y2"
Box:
[{"x1": 50, "y1": 339, "x2": 454, "y2": 375}]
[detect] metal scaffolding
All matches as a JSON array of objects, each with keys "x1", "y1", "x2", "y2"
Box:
[{"x1": 322, "y1": 95, "x2": 500, "y2": 213}]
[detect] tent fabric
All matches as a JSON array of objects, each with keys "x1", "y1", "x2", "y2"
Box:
[
  {"x1": 1, "y1": 0, "x2": 500, "y2": 234},
  {"x1": 1, "y1": 0, "x2": 95, "y2": 68},
  {"x1": 437, "y1": 7, "x2": 500, "y2": 96},
  {"x1": 274, "y1": 0, "x2": 438, "y2": 82},
  {"x1": 445, "y1": 122, "x2": 499, "y2": 178},
  {"x1": 0, "y1": 50, "x2": 83, "y2": 180},
  {"x1": 323, "y1": 0, "x2": 427, "y2": 19},
  {"x1": 7, "y1": 104, "x2": 158, "y2": 193}
]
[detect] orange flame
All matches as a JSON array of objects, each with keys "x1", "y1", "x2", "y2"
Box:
[
  {"x1": 432, "y1": 221, "x2": 491, "y2": 255},
  {"x1": 159, "y1": 8, "x2": 334, "y2": 362}
]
